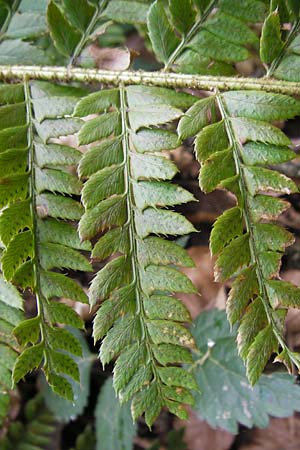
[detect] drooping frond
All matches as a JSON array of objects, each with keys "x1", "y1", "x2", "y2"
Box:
[
  {"x1": 261, "y1": 3, "x2": 300, "y2": 80},
  {"x1": 75, "y1": 85, "x2": 198, "y2": 426},
  {"x1": 147, "y1": 0, "x2": 266, "y2": 74},
  {"x1": 178, "y1": 89, "x2": 300, "y2": 384},
  {"x1": 0, "y1": 81, "x2": 91, "y2": 400},
  {"x1": 0, "y1": 273, "x2": 23, "y2": 427}
]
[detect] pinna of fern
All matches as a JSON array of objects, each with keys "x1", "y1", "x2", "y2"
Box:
[
  {"x1": 260, "y1": 0, "x2": 300, "y2": 81},
  {"x1": 0, "y1": 273, "x2": 24, "y2": 427},
  {"x1": 1, "y1": 394, "x2": 57, "y2": 450},
  {"x1": 0, "y1": 80, "x2": 92, "y2": 401},
  {"x1": 148, "y1": 0, "x2": 266, "y2": 74},
  {"x1": 178, "y1": 88, "x2": 300, "y2": 383},
  {"x1": 75, "y1": 84, "x2": 199, "y2": 426}
]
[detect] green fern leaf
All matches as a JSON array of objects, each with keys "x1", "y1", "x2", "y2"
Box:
[
  {"x1": 169, "y1": 0, "x2": 196, "y2": 35},
  {"x1": 0, "y1": 274, "x2": 23, "y2": 427},
  {"x1": 0, "y1": 81, "x2": 90, "y2": 402},
  {"x1": 0, "y1": 1, "x2": 49, "y2": 65},
  {"x1": 148, "y1": 0, "x2": 266, "y2": 74},
  {"x1": 260, "y1": 11, "x2": 284, "y2": 64},
  {"x1": 0, "y1": 395, "x2": 57, "y2": 450},
  {"x1": 47, "y1": 0, "x2": 112, "y2": 66},
  {"x1": 147, "y1": 0, "x2": 180, "y2": 65},
  {"x1": 103, "y1": 0, "x2": 150, "y2": 25},
  {"x1": 76, "y1": 85, "x2": 197, "y2": 426},
  {"x1": 178, "y1": 88, "x2": 300, "y2": 384},
  {"x1": 262, "y1": 5, "x2": 300, "y2": 80}
]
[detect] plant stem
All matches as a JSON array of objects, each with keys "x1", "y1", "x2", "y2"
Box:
[
  {"x1": 119, "y1": 84, "x2": 162, "y2": 386},
  {"x1": 1, "y1": 65, "x2": 300, "y2": 94},
  {"x1": 24, "y1": 78, "x2": 46, "y2": 353},
  {"x1": 164, "y1": 0, "x2": 218, "y2": 72}
]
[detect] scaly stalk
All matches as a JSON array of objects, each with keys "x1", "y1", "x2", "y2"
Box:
[{"x1": 1, "y1": 66, "x2": 300, "y2": 94}]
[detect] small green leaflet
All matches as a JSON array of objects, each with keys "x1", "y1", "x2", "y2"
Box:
[
  {"x1": 260, "y1": 11, "x2": 284, "y2": 64},
  {"x1": 147, "y1": 0, "x2": 266, "y2": 73},
  {"x1": 103, "y1": 0, "x2": 150, "y2": 24}
]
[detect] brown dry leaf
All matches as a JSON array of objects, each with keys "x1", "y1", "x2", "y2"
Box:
[
  {"x1": 88, "y1": 44, "x2": 137, "y2": 70},
  {"x1": 174, "y1": 408, "x2": 234, "y2": 450},
  {"x1": 239, "y1": 416, "x2": 300, "y2": 450},
  {"x1": 180, "y1": 246, "x2": 226, "y2": 319}
]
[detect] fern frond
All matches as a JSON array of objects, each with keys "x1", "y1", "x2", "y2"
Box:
[
  {"x1": 0, "y1": 394, "x2": 56, "y2": 450},
  {"x1": 0, "y1": 273, "x2": 23, "y2": 428},
  {"x1": 0, "y1": 81, "x2": 91, "y2": 400},
  {"x1": 0, "y1": 0, "x2": 50, "y2": 65},
  {"x1": 75, "y1": 85, "x2": 198, "y2": 426},
  {"x1": 47, "y1": 0, "x2": 112, "y2": 66},
  {"x1": 261, "y1": 3, "x2": 300, "y2": 80},
  {"x1": 147, "y1": 0, "x2": 265, "y2": 74},
  {"x1": 178, "y1": 89, "x2": 300, "y2": 384}
]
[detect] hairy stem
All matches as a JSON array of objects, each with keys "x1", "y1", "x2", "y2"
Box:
[
  {"x1": 164, "y1": 0, "x2": 218, "y2": 72},
  {"x1": 1, "y1": 66, "x2": 300, "y2": 94},
  {"x1": 216, "y1": 91, "x2": 299, "y2": 367}
]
